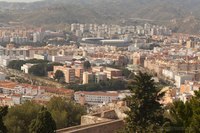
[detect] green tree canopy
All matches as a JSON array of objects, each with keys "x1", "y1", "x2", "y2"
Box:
[
  {"x1": 125, "y1": 72, "x2": 166, "y2": 132},
  {"x1": 0, "y1": 106, "x2": 8, "y2": 133},
  {"x1": 4, "y1": 101, "x2": 42, "y2": 133},
  {"x1": 83, "y1": 61, "x2": 91, "y2": 70},
  {"x1": 29, "y1": 64, "x2": 47, "y2": 76},
  {"x1": 26, "y1": 59, "x2": 49, "y2": 64},
  {"x1": 47, "y1": 97, "x2": 86, "y2": 129},
  {"x1": 54, "y1": 70, "x2": 65, "y2": 83},
  {"x1": 168, "y1": 101, "x2": 193, "y2": 132},
  {"x1": 7, "y1": 60, "x2": 26, "y2": 70},
  {"x1": 167, "y1": 90, "x2": 200, "y2": 133},
  {"x1": 68, "y1": 79, "x2": 127, "y2": 91},
  {"x1": 47, "y1": 97, "x2": 68, "y2": 129},
  {"x1": 46, "y1": 62, "x2": 63, "y2": 72},
  {"x1": 3, "y1": 98, "x2": 86, "y2": 133},
  {"x1": 121, "y1": 68, "x2": 134, "y2": 79},
  {"x1": 7, "y1": 59, "x2": 49, "y2": 71},
  {"x1": 29, "y1": 107, "x2": 56, "y2": 133},
  {"x1": 189, "y1": 90, "x2": 200, "y2": 132}
]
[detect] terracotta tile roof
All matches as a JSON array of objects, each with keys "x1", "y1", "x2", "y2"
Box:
[
  {"x1": 11, "y1": 94, "x2": 22, "y2": 97},
  {"x1": 0, "y1": 81, "x2": 74, "y2": 95},
  {"x1": 75, "y1": 91, "x2": 118, "y2": 97},
  {"x1": 0, "y1": 81, "x2": 18, "y2": 89}
]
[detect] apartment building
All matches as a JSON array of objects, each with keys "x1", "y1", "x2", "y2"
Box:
[
  {"x1": 92, "y1": 66, "x2": 122, "y2": 79},
  {"x1": 133, "y1": 52, "x2": 148, "y2": 67},
  {"x1": 54, "y1": 66, "x2": 75, "y2": 83},
  {"x1": 103, "y1": 67, "x2": 122, "y2": 79},
  {"x1": 82, "y1": 71, "x2": 107, "y2": 84},
  {"x1": 83, "y1": 72, "x2": 95, "y2": 84}
]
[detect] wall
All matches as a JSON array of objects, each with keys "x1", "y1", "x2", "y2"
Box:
[
  {"x1": 81, "y1": 115, "x2": 111, "y2": 125},
  {"x1": 56, "y1": 120, "x2": 124, "y2": 133}
]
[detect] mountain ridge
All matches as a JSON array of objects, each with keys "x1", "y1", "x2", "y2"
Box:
[{"x1": 0, "y1": 0, "x2": 200, "y2": 34}]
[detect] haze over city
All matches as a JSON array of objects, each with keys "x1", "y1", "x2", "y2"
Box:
[
  {"x1": 0, "y1": 0, "x2": 42, "y2": 2},
  {"x1": 0, "y1": 0, "x2": 199, "y2": 133}
]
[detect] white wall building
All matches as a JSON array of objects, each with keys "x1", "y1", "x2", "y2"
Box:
[
  {"x1": 33, "y1": 32, "x2": 44, "y2": 43},
  {"x1": 74, "y1": 91, "x2": 119, "y2": 105},
  {"x1": 162, "y1": 69, "x2": 175, "y2": 80},
  {"x1": 21, "y1": 63, "x2": 35, "y2": 74},
  {"x1": 51, "y1": 56, "x2": 73, "y2": 63},
  {"x1": 175, "y1": 74, "x2": 194, "y2": 88}
]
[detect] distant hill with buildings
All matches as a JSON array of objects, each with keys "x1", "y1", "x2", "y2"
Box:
[{"x1": 0, "y1": 0, "x2": 200, "y2": 34}]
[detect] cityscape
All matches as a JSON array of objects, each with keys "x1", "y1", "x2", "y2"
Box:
[{"x1": 0, "y1": 0, "x2": 200, "y2": 133}]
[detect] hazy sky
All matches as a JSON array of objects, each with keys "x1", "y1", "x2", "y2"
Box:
[{"x1": 0, "y1": 0, "x2": 43, "y2": 2}]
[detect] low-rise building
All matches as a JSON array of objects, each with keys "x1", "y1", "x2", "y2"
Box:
[
  {"x1": 33, "y1": 54, "x2": 48, "y2": 60},
  {"x1": 74, "y1": 91, "x2": 119, "y2": 105},
  {"x1": 103, "y1": 67, "x2": 122, "y2": 79},
  {"x1": 174, "y1": 74, "x2": 194, "y2": 88},
  {"x1": 0, "y1": 81, "x2": 74, "y2": 106},
  {"x1": 11, "y1": 94, "x2": 21, "y2": 105},
  {"x1": 21, "y1": 63, "x2": 35, "y2": 74},
  {"x1": 180, "y1": 81, "x2": 200, "y2": 94}
]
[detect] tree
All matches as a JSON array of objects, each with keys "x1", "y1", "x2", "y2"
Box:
[
  {"x1": 7, "y1": 60, "x2": 26, "y2": 70},
  {"x1": 47, "y1": 97, "x2": 68, "y2": 129},
  {"x1": 121, "y1": 68, "x2": 134, "y2": 79},
  {"x1": 26, "y1": 59, "x2": 49, "y2": 64},
  {"x1": 189, "y1": 90, "x2": 200, "y2": 133},
  {"x1": 0, "y1": 106, "x2": 8, "y2": 133},
  {"x1": 80, "y1": 58, "x2": 85, "y2": 61},
  {"x1": 4, "y1": 101, "x2": 42, "y2": 133},
  {"x1": 54, "y1": 70, "x2": 65, "y2": 83},
  {"x1": 4, "y1": 98, "x2": 86, "y2": 132},
  {"x1": 63, "y1": 101, "x2": 86, "y2": 127},
  {"x1": 46, "y1": 62, "x2": 63, "y2": 72},
  {"x1": 167, "y1": 101, "x2": 193, "y2": 132},
  {"x1": 29, "y1": 107, "x2": 56, "y2": 133},
  {"x1": 167, "y1": 90, "x2": 200, "y2": 133},
  {"x1": 125, "y1": 72, "x2": 165, "y2": 132},
  {"x1": 29, "y1": 64, "x2": 46, "y2": 76},
  {"x1": 47, "y1": 97, "x2": 86, "y2": 129},
  {"x1": 83, "y1": 61, "x2": 91, "y2": 70},
  {"x1": 67, "y1": 79, "x2": 127, "y2": 91},
  {"x1": 109, "y1": 79, "x2": 126, "y2": 91},
  {"x1": 7, "y1": 59, "x2": 49, "y2": 71},
  {"x1": 121, "y1": 68, "x2": 131, "y2": 78}
]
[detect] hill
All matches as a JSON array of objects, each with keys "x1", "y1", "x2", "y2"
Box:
[{"x1": 0, "y1": 0, "x2": 200, "y2": 34}]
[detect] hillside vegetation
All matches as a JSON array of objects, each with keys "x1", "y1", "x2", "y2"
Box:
[{"x1": 0, "y1": 0, "x2": 200, "y2": 34}]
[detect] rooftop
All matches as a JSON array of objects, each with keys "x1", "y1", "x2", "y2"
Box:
[
  {"x1": 75, "y1": 91, "x2": 119, "y2": 97},
  {"x1": 0, "y1": 81, "x2": 18, "y2": 89}
]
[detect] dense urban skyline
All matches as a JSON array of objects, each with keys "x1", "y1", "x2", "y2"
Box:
[{"x1": 0, "y1": 0, "x2": 199, "y2": 133}]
